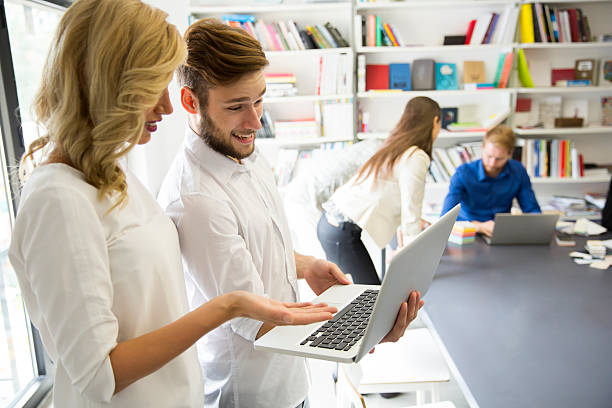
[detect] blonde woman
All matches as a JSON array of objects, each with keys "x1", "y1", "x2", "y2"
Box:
[
  {"x1": 8, "y1": 1, "x2": 335, "y2": 406},
  {"x1": 317, "y1": 96, "x2": 441, "y2": 285}
]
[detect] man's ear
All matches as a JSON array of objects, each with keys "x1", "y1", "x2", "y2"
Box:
[{"x1": 181, "y1": 86, "x2": 198, "y2": 114}]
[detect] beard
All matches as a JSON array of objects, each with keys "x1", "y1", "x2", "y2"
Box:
[{"x1": 198, "y1": 114, "x2": 255, "y2": 161}]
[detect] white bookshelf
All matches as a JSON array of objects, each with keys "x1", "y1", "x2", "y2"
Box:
[
  {"x1": 514, "y1": 126, "x2": 612, "y2": 136},
  {"x1": 358, "y1": 130, "x2": 486, "y2": 139},
  {"x1": 357, "y1": 44, "x2": 515, "y2": 53},
  {"x1": 427, "y1": 175, "x2": 610, "y2": 188},
  {"x1": 353, "y1": 0, "x2": 611, "y2": 205},
  {"x1": 531, "y1": 175, "x2": 611, "y2": 184},
  {"x1": 265, "y1": 47, "x2": 352, "y2": 57},
  {"x1": 357, "y1": 89, "x2": 514, "y2": 99},
  {"x1": 191, "y1": 2, "x2": 351, "y2": 14},
  {"x1": 257, "y1": 136, "x2": 354, "y2": 147},
  {"x1": 264, "y1": 93, "x2": 354, "y2": 104},
  {"x1": 187, "y1": 0, "x2": 612, "y2": 196},
  {"x1": 518, "y1": 0, "x2": 612, "y2": 3},
  {"x1": 517, "y1": 42, "x2": 612, "y2": 49},
  {"x1": 189, "y1": 0, "x2": 355, "y2": 166},
  {"x1": 510, "y1": 0, "x2": 612, "y2": 185},
  {"x1": 355, "y1": 0, "x2": 516, "y2": 11},
  {"x1": 516, "y1": 86, "x2": 612, "y2": 94}
]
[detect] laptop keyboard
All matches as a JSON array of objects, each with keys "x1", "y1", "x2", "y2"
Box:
[{"x1": 299, "y1": 289, "x2": 379, "y2": 351}]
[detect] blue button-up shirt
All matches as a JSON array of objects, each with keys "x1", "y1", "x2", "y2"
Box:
[{"x1": 441, "y1": 159, "x2": 541, "y2": 221}]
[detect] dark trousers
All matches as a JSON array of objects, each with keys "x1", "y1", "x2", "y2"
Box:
[{"x1": 317, "y1": 213, "x2": 380, "y2": 285}]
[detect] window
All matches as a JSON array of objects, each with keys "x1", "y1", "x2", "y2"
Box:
[
  {"x1": 1, "y1": 1, "x2": 66, "y2": 406},
  {"x1": 5, "y1": 1, "x2": 63, "y2": 149},
  {"x1": 0, "y1": 131, "x2": 36, "y2": 406}
]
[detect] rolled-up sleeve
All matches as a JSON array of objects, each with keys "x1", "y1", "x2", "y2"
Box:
[
  {"x1": 175, "y1": 194, "x2": 264, "y2": 342},
  {"x1": 516, "y1": 165, "x2": 541, "y2": 213},
  {"x1": 442, "y1": 170, "x2": 465, "y2": 217},
  {"x1": 397, "y1": 150, "x2": 429, "y2": 243},
  {"x1": 10, "y1": 186, "x2": 118, "y2": 403}
]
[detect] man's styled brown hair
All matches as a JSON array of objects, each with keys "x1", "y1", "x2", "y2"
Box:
[
  {"x1": 355, "y1": 96, "x2": 440, "y2": 183},
  {"x1": 177, "y1": 18, "x2": 269, "y2": 109},
  {"x1": 483, "y1": 124, "x2": 516, "y2": 154}
]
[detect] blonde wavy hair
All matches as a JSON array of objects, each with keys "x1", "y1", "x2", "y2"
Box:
[{"x1": 21, "y1": 0, "x2": 186, "y2": 210}]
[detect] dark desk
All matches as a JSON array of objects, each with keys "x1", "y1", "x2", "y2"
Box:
[{"x1": 425, "y1": 235, "x2": 612, "y2": 408}]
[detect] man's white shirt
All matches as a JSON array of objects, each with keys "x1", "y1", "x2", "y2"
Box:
[{"x1": 158, "y1": 128, "x2": 309, "y2": 408}]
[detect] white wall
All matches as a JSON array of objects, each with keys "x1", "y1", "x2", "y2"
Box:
[{"x1": 129, "y1": 0, "x2": 190, "y2": 194}]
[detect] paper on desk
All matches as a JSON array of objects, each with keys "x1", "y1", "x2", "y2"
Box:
[
  {"x1": 589, "y1": 260, "x2": 610, "y2": 270},
  {"x1": 574, "y1": 258, "x2": 594, "y2": 265},
  {"x1": 569, "y1": 251, "x2": 592, "y2": 259},
  {"x1": 556, "y1": 221, "x2": 575, "y2": 234},
  {"x1": 601, "y1": 240, "x2": 612, "y2": 250},
  {"x1": 573, "y1": 218, "x2": 607, "y2": 236}
]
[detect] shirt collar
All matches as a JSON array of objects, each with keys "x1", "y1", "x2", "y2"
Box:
[
  {"x1": 477, "y1": 159, "x2": 510, "y2": 181},
  {"x1": 184, "y1": 126, "x2": 259, "y2": 184}
]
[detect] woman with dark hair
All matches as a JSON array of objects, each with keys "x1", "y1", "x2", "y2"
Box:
[{"x1": 317, "y1": 96, "x2": 441, "y2": 284}]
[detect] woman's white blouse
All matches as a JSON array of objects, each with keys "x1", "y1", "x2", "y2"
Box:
[
  {"x1": 8, "y1": 164, "x2": 203, "y2": 407},
  {"x1": 330, "y1": 147, "x2": 430, "y2": 249}
]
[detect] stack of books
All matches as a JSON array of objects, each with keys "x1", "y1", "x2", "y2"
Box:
[
  {"x1": 519, "y1": 138, "x2": 584, "y2": 179},
  {"x1": 273, "y1": 119, "x2": 320, "y2": 139},
  {"x1": 256, "y1": 110, "x2": 275, "y2": 139},
  {"x1": 585, "y1": 240, "x2": 606, "y2": 259},
  {"x1": 448, "y1": 222, "x2": 476, "y2": 245},
  {"x1": 548, "y1": 195, "x2": 600, "y2": 219},
  {"x1": 221, "y1": 14, "x2": 348, "y2": 51},
  {"x1": 264, "y1": 73, "x2": 298, "y2": 97},
  {"x1": 316, "y1": 54, "x2": 352, "y2": 96},
  {"x1": 519, "y1": 3, "x2": 593, "y2": 44},
  {"x1": 464, "y1": 5, "x2": 520, "y2": 45},
  {"x1": 429, "y1": 141, "x2": 482, "y2": 183},
  {"x1": 358, "y1": 15, "x2": 404, "y2": 47}
]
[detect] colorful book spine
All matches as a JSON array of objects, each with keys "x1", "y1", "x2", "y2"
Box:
[
  {"x1": 383, "y1": 23, "x2": 399, "y2": 46},
  {"x1": 465, "y1": 19, "x2": 477, "y2": 44},
  {"x1": 483, "y1": 12, "x2": 499, "y2": 44},
  {"x1": 288, "y1": 20, "x2": 306, "y2": 50},
  {"x1": 497, "y1": 52, "x2": 514, "y2": 88},
  {"x1": 493, "y1": 53, "x2": 506, "y2": 88},
  {"x1": 367, "y1": 15, "x2": 376, "y2": 47},
  {"x1": 519, "y1": 3, "x2": 535, "y2": 43},
  {"x1": 266, "y1": 24, "x2": 283, "y2": 51}
]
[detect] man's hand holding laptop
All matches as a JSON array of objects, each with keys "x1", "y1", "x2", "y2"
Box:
[{"x1": 296, "y1": 252, "x2": 424, "y2": 351}]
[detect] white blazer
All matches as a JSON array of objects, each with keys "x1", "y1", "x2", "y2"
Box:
[{"x1": 329, "y1": 146, "x2": 430, "y2": 249}]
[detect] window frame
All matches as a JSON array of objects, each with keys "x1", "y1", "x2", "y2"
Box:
[{"x1": 0, "y1": 0, "x2": 70, "y2": 406}]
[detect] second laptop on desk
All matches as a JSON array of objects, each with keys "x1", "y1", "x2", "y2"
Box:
[
  {"x1": 254, "y1": 204, "x2": 460, "y2": 363},
  {"x1": 482, "y1": 213, "x2": 560, "y2": 245}
]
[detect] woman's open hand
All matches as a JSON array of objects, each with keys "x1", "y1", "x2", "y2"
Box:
[{"x1": 231, "y1": 291, "x2": 337, "y2": 326}]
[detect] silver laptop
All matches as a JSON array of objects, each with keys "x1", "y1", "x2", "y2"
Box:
[
  {"x1": 482, "y1": 213, "x2": 560, "y2": 245},
  {"x1": 254, "y1": 204, "x2": 460, "y2": 363}
]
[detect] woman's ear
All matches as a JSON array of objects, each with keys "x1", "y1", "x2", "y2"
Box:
[{"x1": 180, "y1": 86, "x2": 198, "y2": 114}]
